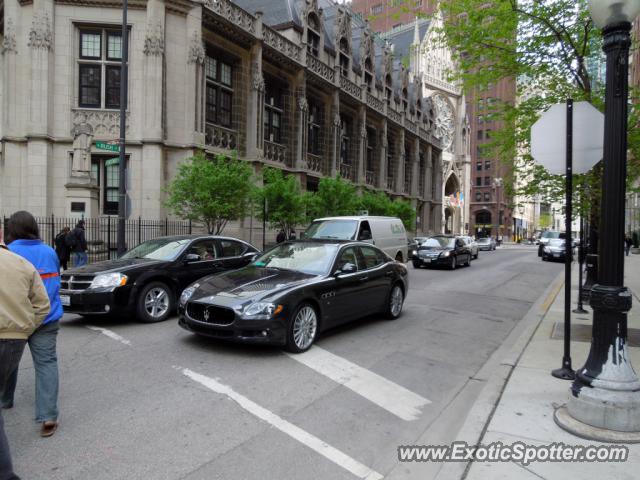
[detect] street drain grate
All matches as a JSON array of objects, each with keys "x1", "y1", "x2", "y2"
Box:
[{"x1": 551, "y1": 323, "x2": 640, "y2": 347}]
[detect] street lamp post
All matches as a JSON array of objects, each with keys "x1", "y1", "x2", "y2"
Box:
[
  {"x1": 555, "y1": 0, "x2": 640, "y2": 440},
  {"x1": 493, "y1": 177, "x2": 503, "y2": 244}
]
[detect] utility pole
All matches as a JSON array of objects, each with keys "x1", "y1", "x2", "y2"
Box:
[{"x1": 117, "y1": 0, "x2": 129, "y2": 256}]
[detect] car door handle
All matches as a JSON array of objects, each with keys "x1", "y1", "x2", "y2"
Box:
[
  {"x1": 385, "y1": 271, "x2": 393, "y2": 277},
  {"x1": 359, "y1": 276, "x2": 369, "y2": 282}
]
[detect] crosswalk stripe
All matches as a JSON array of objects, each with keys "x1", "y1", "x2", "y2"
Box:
[
  {"x1": 181, "y1": 368, "x2": 383, "y2": 480},
  {"x1": 287, "y1": 346, "x2": 430, "y2": 421}
]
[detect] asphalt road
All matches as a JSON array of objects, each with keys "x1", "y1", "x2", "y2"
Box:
[{"x1": 5, "y1": 245, "x2": 562, "y2": 480}]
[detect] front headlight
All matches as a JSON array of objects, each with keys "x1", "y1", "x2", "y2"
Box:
[
  {"x1": 89, "y1": 273, "x2": 127, "y2": 290},
  {"x1": 243, "y1": 302, "x2": 283, "y2": 317},
  {"x1": 440, "y1": 251, "x2": 451, "y2": 257},
  {"x1": 180, "y1": 283, "x2": 200, "y2": 306},
  {"x1": 411, "y1": 250, "x2": 417, "y2": 256},
  {"x1": 544, "y1": 247, "x2": 551, "y2": 253}
]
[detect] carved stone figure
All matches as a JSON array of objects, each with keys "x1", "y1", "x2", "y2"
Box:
[
  {"x1": 3, "y1": 18, "x2": 18, "y2": 54},
  {"x1": 297, "y1": 96, "x2": 309, "y2": 112},
  {"x1": 28, "y1": 12, "x2": 53, "y2": 50},
  {"x1": 71, "y1": 123, "x2": 94, "y2": 176},
  {"x1": 143, "y1": 20, "x2": 165, "y2": 56},
  {"x1": 187, "y1": 31, "x2": 205, "y2": 64},
  {"x1": 252, "y1": 62, "x2": 265, "y2": 92}
]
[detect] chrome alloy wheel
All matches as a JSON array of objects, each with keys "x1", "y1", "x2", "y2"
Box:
[
  {"x1": 292, "y1": 306, "x2": 318, "y2": 350},
  {"x1": 390, "y1": 285, "x2": 404, "y2": 317},
  {"x1": 144, "y1": 287, "x2": 169, "y2": 319}
]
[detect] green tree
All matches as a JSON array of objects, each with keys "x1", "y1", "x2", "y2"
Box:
[
  {"x1": 307, "y1": 175, "x2": 361, "y2": 219},
  {"x1": 539, "y1": 212, "x2": 552, "y2": 230},
  {"x1": 359, "y1": 190, "x2": 416, "y2": 231},
  {"x1": 164, "y1": 152, "x2": 254, "y2": 234},
  {"x1": 254, "y1": 167, "x2": 308, "y2": 238},
  {"x1": 432, "y1": 0, "x2": 639, "y2": 206}
]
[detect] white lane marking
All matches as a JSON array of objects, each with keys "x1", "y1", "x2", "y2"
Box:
[
  {"x1": 181, "y1": 368, "x2": 383, "y2": 480},
  {"x1": 287, "y1": 347, "x2": 430, "y2": 421},
  {"x1": 85, "y1": 325, "x2": 132, "y2": 346}
]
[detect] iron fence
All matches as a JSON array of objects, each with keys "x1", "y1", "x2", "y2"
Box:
[{"x1": 2, "y1": 215, "x2": 192, "y2": 263}]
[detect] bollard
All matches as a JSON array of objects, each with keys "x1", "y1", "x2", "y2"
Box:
[{"x1": 581, "y1": 254, "x2": 598, "y2": 303}]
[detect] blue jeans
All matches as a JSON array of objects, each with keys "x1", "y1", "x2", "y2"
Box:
[
  {"x1": 0, "y1": 339, "x2": 26, "y2": 480},
  {"x1": 72, "y1": 251, "x2": 88, "y2": 267},
  {"x1": 1, "y1": 321, "x2": 59, "y2": 423}
]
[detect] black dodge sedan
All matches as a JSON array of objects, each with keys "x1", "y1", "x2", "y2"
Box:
[
  {"x1": 60, "y1": 235, "x2": 259, "y2": 322},
  {"x1": 178, "y1": 240, "x2": 408, "y2": 353},
  {"x1": 412, "y1": 235, "x2": 472, "y2": 270}
]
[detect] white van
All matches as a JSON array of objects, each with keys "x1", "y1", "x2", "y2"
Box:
[{"x1": 304, "y1": 216, "x2": 408, "y2": 262}]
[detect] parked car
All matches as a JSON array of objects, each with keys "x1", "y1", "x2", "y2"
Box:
[
  {"x1": 178, "y1": 240, "x2": 408, "y2": 352},
  {"x1": 541, "y1": 238, "x2": 575, "y2": 262},
  {"x1": 538, "y1": 231, "x2": 565, "y2": 256},
  {"x1": 304, "y1": 216, "x2": 408, "y2": 262},
  {"x1": 460, "y1": 236, "x2": 479, "y2": 259},
  {"x1": 60, "y1": 235, "x2": 259, "y2": 323},
  {"x1": 412, "y1": 235, "x2": 472, "y2": 270},
  {"x1": 477, "y1": 237, "x2": 497, "y2": 251}
]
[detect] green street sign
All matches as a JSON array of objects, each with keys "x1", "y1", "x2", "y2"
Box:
[
  {"x1": 105, "y1": 157, "x2": 119, "y2": 167},
  {"x1": 95, "y1": 141, "x2": 120, "y2": 152}
]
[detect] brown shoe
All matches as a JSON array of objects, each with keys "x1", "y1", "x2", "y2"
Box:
[{"x1": 40, "y1": 421, "x2": 58, "y2": 437}]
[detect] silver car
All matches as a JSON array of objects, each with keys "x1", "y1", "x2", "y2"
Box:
[
  {"x1": 461, "y1": 236, "x2": 479, "y2": 259},
  {"x1": 477, "y1": 237, "x2": 496, "y2": 251}
]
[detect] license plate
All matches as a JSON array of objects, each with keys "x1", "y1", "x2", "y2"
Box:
[
  {"x1": 423, "y1": 258, "x2": 431, "y2": 263},
  {"x1": 553, "y1": 253, "x2": 560, "y2": 257},
  {"x1": 60, "y1": 295, "x2": 70, "y2": 306}
]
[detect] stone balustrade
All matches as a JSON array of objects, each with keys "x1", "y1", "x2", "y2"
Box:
[
  {"x1": 204, "y1": 0, "x2": 256, "y2": 35},
  {"x1": 306, "y1": 153, "x2": 323, "y2": 173},
  {"x1": 339, "y1": 162, "x2": 355, "y2": 181},
  {"x1": 263, "y1": 26, "x2": 302, "y2": 64},
  {"x1": 365, "y1": 170, "x2": 375, "y2": 186},
  {"x1": 339, "y1": 75, "x2": 362, "y2": 100},
  {"x1": 205, "y1": 123, "x2": 238, "y2": 150},
  {"x1": 264, "y1": 140, "x2": 287, "y2": 164},
  {"x1": 308, "y1": 55, "x2": 335, "y2": 83}
]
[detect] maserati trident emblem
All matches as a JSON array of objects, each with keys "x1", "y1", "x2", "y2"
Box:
[{"x1": 203, "y1": 308, "x2": 210, "y2": 321}]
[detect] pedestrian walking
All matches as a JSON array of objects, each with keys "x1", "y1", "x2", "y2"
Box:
[
  {"x1": 625, "y1": 234, "x2": 633, "y2": 257},
  {"x1": 276, "y1": 229, "x2": 286, "y2": 244},
  {"x1": 0, "y1": 225, "x2": 50, "y2": 480},
  {"x1": 2, "y1": 211, "x2": 63, "y2": 438},
  {"x1": 54, "y1": 227, "x2": 71, "y2": 271},
  {"x1": 68, "y1": 220, "x2": 88, "y2": 267}
]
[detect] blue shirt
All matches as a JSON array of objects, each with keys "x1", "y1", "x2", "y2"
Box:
[{"x1": 8, "y1": 239, "x2": 63, "y2": 324}]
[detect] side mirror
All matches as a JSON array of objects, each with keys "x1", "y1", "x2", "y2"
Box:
[
  {"x1": 184, "y1": 253, "x2": 201, "y2": 263},
  {"x1": 244, "y1": 251, "x2": 259, "y2": 261},
  {"x1": 335, "y1": 262, "x2": 357, "y2": 276}
]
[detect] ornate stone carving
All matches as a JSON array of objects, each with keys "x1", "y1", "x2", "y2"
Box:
[
  {"x1": 71, "y1": 123, "x2": 95, "y2": 175},
  {"x1": 431, "y1": 93, "x2": 455, "y2": 152},
  {"x1": 28, "y1": 12, "x2": 53, "y2": 50},
  {"x1": 334, "y1": 7, "x2": 351, "y2": 51},
  {"x1": 382, "y1": 42, "x2": 394, "y2": 76},
  {"x1": 360, "y1": 124, "x2": 368, "y2": 139},
  {"x1": 72, "y1": 109, "x2": 130, "y2": 138},
  {"x1": 359, "y1": 30, "x2": 374, "y2": 68},
  {"x1": 297, "y1": 96, "x2": 309, "y2": 112},
  {"x1": 252, "y1": 62, "x2": 265, "y2": 92},
  {"x1": 187, "y1": 31, "x2": 205, "y2": 64},
  {"x1": 143, "y1": 20, "x2": 165, "y2": 56},
  {"x1": 333, "y1": 112, "x2": 341, "y2": 128},
  {"x1": 3, "y1": 18, "x2": 18, "y2": 54}
]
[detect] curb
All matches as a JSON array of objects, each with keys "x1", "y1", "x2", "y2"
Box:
[{"x1": 433, "y1": 269, "x2": 566, "y2": 480}]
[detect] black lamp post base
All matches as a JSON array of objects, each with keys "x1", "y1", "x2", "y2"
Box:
[
  {"x1": 552, "y1": 367, "x2": 576, "y2": 380},
  {"x1": 555, "y1": 405, "x2": 640, "y2": 443}
]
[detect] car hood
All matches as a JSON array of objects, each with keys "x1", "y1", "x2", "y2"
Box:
[
  {"x1": 64, "y1": 258, "x2": 167, "y2": 275},
  {"x1": 191, "y1": 266, "x2": 318, "y2": 307}
]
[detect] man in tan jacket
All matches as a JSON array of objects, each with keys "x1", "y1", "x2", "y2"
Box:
[{"x1": 0, "y1": 227, "x2": 50, "y2": 480}]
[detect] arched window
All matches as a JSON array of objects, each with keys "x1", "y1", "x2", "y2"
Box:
[
  {"x1": 385, "y1": 75, "x2": 392, "y2": 106},
  {"x1": 364, "y1": 58, "x2": 373, "y2": 92},
  {"x1": 307, "y1": 14, "x2": 320, "y2": 57},
  {"x1": 339, "y1": 38, "x2": 350, "y2": 77}
]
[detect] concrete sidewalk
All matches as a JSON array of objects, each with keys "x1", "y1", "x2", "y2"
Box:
[{"x1": 460, "y1": 254, "x2": 640, "y2": 479}]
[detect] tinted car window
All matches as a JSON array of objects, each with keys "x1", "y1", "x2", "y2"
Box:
[
  {"x1": 122, "y1": 238, "x2": 191, "y2": 261},
  {"x1": 253, "y1": 242, "x2": 338, "y2": 275},
  {"x1": 189, "y1": 240, "x2": 218, "y2": 260},
  {"x1": 359, "y1": 246, "x2": 384, "y2": 269},
  {"x1": 336, "y1": 247, "x2": 360, "y2": 271},
  {"x1": 426, "y1": 237, "x2": 455, "y2": 248},
  {"x1": 218, "y1": 239, "x2": 245, "y2": 257}
]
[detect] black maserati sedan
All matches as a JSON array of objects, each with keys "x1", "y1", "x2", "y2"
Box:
[
  {"x1": 178, "y1": 240, "x2": 408, "y2": 353},
  {"x1": 60, "y1": 235, "x2": 259, "y2": 322},
  {"x1": 412, "y1": 235, "x2": 472, "y2": 270}
]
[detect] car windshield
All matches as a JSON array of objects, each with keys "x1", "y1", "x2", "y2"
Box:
[
  {"x1": 541, "y1": 231, "x2": 564, "y2": 240},
  {"x1": 305, "y1": 220, "x2": 359, "y2": 240},
  {"x1": 121, "y1": 238, "x2": 191, "y2": 261},
  {"x1": 548, "y1": 239, "x2": 566, "y2": 247},
  {"x1": 253, "y1": 242, "x2": 339, "y2": 275},
  {"x1": 477, "y1": 238, "x2": 490, "y2": 244},
  {"x1": 421, "y1": 237, "x2": 454, "y2": 248}
]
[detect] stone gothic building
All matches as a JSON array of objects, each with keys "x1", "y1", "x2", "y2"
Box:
[{"x1": 0, "y1": 0, "x2": 466, "y2": 241}]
